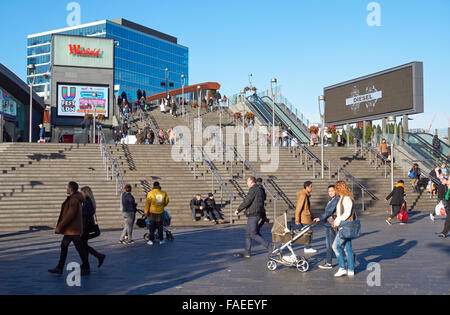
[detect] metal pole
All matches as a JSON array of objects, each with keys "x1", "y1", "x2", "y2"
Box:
[
  {"x1": 29, "y1": 84, "x2": 33, "y2": 142},
  {"x1": 391, "y1": 143, "x2": 394, "y2": 190}
]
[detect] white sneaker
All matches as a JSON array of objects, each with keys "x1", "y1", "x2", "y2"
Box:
[
  {"x1": 160, "y1": 240, "x2": 166, "y2": 245},
  {"x1": 304, "y1": 248, "x2": 318, "y2": 254},
  {"x1": 430, "y1": 213, "x2": 435, "y2": 221},
  {"x1": 334, "y1": 268, "x2": 347, "y2": 277},
  {"x1": 347, "y1": 270, "x2": 355, "y2": 276},
  {"x1": 147, "y1": 241, "x2": 154, "y2": 246}
]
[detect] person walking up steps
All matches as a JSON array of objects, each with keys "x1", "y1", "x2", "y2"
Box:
[{"x1": 235, "y1": 176, "x2": 273, "y2": 259}]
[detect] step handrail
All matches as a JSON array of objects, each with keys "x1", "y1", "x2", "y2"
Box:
[
  {"x1": 328, "y1": 158, "x2": 379, "y2": 211},
  {"x1": 348, "y1": 129, "x2": 388, "y2": 178},
  {"x1": 401, "y1": 157, "x2": 440, "y2": 200},
  {"x1": 97, "y1": 125, "x2": 125, "y2": 196}
]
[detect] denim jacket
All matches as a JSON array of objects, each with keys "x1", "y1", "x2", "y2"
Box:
[{"x1": 319, "y1": 196, "x2": 339, "y2": 228}]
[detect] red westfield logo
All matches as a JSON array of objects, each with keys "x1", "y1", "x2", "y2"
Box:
[{"x1": 69, "y1": 44, "x2": 101, "y2": 57}]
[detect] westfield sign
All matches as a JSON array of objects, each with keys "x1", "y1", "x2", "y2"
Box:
[{"x1": 69, "y1": 44, "x2": 101, "y2": 57}]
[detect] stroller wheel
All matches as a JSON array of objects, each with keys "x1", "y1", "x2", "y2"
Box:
[
  {"x1": 296, "y1": 258, "x2": 309, "y2": 273},
  {"x1": 144, "y1": 233, "x2": 150, "y2": 241},
  {"x1": 267, "y1": 260, "x2": 277, "y2": 271},
  {"x1": 166, "y1": 232, "x2": 174, "y2": 241}
]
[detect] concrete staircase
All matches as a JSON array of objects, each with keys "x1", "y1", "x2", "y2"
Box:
[{"x1": 0, "y1": 143, "x2": 121, "y2": 234}]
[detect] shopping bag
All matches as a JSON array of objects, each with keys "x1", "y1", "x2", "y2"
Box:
[
  {"x1": 435, "y1": 202, "x2": 446, "y2": 216},
  {"x1": 398, "y1": 210, "x2": 408, "y2": 222}
]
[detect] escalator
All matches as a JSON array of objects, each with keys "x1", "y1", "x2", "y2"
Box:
[
  {"x1": 412, "y1": 133, "x2": 450, "y2": 159},
  {"x1": 245, "y1": 95, "x2": 310, "y2": 144},
  {"x1": 375, "y1": 132, "x2": 448, "y2": 171},
  {"x1": 402, "y1": 133, "x2": 449, "y2": 166}
]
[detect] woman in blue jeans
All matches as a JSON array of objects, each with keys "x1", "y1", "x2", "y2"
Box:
[{"x1": 332, "y1": 181, "x2": 356, "y2": 277}]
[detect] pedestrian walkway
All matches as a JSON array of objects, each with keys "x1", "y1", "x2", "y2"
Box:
[{"x1": 0, "y1": 212, "x2": 448, "y2": 295}]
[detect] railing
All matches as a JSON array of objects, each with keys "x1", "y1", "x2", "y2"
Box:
[
  {"x1": 401, "y1": 158, "x2": 440, "y2": 200},
  {"x1": 288, "y1": 143, "x2": 326, "y2": 178},
  {"x1": 348, "y1": 129, "x2": 389, "y2": 178},
  {"x1": 327, "y1": 158, "x2": 379, "y2": 211},
  {"x1": 98, "y1": 125, "x2": 125, "y2": 197}
]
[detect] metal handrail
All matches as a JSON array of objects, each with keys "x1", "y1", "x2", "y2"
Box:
[
  {"x1": 401, "y1": 157, "x2": 440, "y2": 200},
  {"x1": 348, "y1": 129, "x2": 388, "y2": 178},
  {"x1": 328, "y1": 158, "x2": 378, "y2": 212},
  {"x1": 97, "y1": 125, "x2": 125, "y2": 196}
]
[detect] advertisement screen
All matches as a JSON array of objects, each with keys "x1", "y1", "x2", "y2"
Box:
[
  {"x1": 53, "y1": 35, "x2": 114, "y2": 69},
  {"x1": 0, "y1": 88, "x2": 17, "y2": 117},
  {"x1": 324, "y1": 62, "x2": 423, "y2": 125},
  {"x1": 57, "y1": 84, "x2": 109, "y2": 118}
]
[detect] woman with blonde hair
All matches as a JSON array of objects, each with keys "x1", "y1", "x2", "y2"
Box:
[
  {"x1": 80, "y1": 186, "x2": 106, "y2": 268},
  {"x1": 332, "y1": 181, "x2": 356, "y2": 277}
]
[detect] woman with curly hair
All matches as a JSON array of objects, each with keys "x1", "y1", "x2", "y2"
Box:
[{"x1": 332, "y1": 181, "x2": 356, "y2": 277}]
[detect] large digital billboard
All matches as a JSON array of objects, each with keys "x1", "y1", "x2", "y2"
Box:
[
  {"x1": 324, "y1": 62, "x2": 423, "y2": 125},
  {"x1": 52, "y1": 35, "x2": 114, "y2": 69},
  {"x1": 57, "y1": 84, "x2": 109, "y2": 118}
]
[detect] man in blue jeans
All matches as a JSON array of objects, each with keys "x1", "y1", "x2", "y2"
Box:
[
  {"x1": 314, "y1": 185, "x2": 339, "y2": 269},
  {"x1": 235, "y1": 176, "x2": 273, "y2": 259}
]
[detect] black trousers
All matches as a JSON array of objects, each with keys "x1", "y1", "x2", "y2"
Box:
[
  {"x1": 81, "y1": 235, "x2": 103, "y2": 260},
  {"x1": 257, "y1": 212, "x2": 268, "y2": 234},
  {"x1": 389, "y1": 205, "x2": 402, "y2": 220},
  {"x1": 57, "y1": 235, "x2": 90, "y2": 270},
  {"x1": 441, "y1": 210, "x2": 450, "y2": 235},
  {"x1": 149, "y1": 220, "x2": 163, "y2": 241}
]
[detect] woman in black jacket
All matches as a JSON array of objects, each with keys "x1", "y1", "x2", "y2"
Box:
[
  {"x1": 410, "y1": 163, "x2": 421, "y2": 192},
  {"x1": 80, "y1": 187, "x2": 106, "y2": 268},
  {"x1": 385, "y1": 180, "x2": 406, "y2": 225}
]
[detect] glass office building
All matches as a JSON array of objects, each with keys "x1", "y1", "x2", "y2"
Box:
[{"x1": 27, "y1": 19, "x2": 189, "y2": 101}]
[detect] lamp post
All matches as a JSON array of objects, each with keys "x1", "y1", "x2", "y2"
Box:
[
  {"x1": 318, "y1": 95, "x2": 326, "y2": 179},
  {"x1": 27, "y1": 64, "x2": 36, "y2": 143},
  {"x1": 181, "y1": 74, "x2": 186, "y2": 117},
  {"x1": 197, "y1": 86, "x2": 201, "y2": 130},
  {"x1": 271, "y1": 78, "x2": 277, "y2": 147}
]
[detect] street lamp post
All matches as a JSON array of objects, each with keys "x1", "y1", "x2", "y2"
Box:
[
  {"x1": 271, "y1": 78, "x2": 277, "y2": 147},
  {"x1": 318, "y1": 95, "x2": 326, "y2": 179},
  {"x1": 27, "y1": 64, "x2": 36, "y2": 143},
  {"x1": 181, "y1": 74, "x2": 186, "y2": 118}
]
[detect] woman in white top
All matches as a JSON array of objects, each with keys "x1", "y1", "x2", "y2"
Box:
[{"x1": 332, "y1": 181, "x2": 356, "y2": 277}]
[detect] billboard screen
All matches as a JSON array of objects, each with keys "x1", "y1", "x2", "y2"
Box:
[
  {"x1": 53, "y1": 35, "x2": 114, "y2": 69},
  {"x1": 324, "y1": 62, "x2": 423, "y2": 125},
  {"x1": 57, "y1": 84, "x2": 109, "y2": 118}
]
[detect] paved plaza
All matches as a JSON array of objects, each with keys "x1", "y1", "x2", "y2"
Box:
[{"x1": 0, "y1": 211, "x2": 448, "y2": 295}]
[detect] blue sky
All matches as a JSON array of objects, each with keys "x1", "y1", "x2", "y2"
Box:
[{"x1": 1, "y1": 0, "x2": 449, "y2": 129}]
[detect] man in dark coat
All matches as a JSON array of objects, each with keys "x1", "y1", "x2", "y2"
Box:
[
  {"x1": 49, "y1": 182, "x2": 90, "y2": 276},
  {"x1": 235, "y1": 176, "x2": 272, "y2": 259},
  {"x1": 385, "y1": 180, "x2": 406, "y2": 225},
  {"x1": 190, "y1": 195, "x2": 206, "y2": 222},
  {"x1": 204, "y1": 193, "x2": 225, "y2": 224}
]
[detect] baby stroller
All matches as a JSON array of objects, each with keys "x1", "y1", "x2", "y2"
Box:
[
  {"x1": 267, "y1": 212, "x2": 318, "y2": 272},
  {"x1": 136, "y1": 210, "x2": 174, "y2": 242}
]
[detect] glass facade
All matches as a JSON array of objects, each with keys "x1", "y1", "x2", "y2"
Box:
[{"x1": 27, "y1": 20, "x2": 189, "y2": 101}]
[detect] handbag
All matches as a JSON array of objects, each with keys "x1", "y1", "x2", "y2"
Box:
[
  {"x1": 338, "y1": 207, "x2": 361, "y2": 240},
  {"x1": 85, "y1": 215, "x2": 101, "y2": 240},
  {"x1": 408, "y1": 170, "x2": 415, "y2": 179}
]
